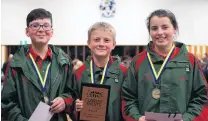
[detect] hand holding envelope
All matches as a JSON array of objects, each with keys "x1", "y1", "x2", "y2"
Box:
[
  {"x1": 49, "y1": 97, "x2": 66, "y2": 113},
  {"x1": 138, "y1": 116, "x2": 146, "y2": 121}
]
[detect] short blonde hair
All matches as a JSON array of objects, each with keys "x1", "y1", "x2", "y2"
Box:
[{"x1": 88, "y1": 22, "x2": 116, "y2": 41}]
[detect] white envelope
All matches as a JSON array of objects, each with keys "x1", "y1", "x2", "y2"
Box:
[
  {"x1": 29, "y1": 101, "x2": 54, "y2": 121},
  {"x1": 145, "y1": 112, "x2": 182, "y2": 121}
]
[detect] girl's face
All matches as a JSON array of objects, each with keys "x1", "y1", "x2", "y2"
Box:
[{"x1": 149, "y1": 16, "x2": 176, "y2": 48}]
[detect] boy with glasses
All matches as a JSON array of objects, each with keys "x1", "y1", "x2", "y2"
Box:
[{"x1": 1, "y1": 8, "x2": 74, "y2": 121}]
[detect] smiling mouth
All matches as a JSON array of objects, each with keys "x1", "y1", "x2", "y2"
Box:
[
  {"x1": 157, "y1": 37, "x2": 167, "y2": 41},
  {"x1": 37, "y1": 35, "x2": 46, "y2": 38},
  {"x1": 96, "y1": 48, "x2": 106, "y2": 50}
]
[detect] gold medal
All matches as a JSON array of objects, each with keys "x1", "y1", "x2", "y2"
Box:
[
  {"x1": 152, "y1": 88, "x2": 160, "y2": 99},
  {"x1": 44, "y1": 96, "x2": 49, "y2": 104},
  {"x1": 147, "y1": 45, "x2": 175, "y2": 100}
]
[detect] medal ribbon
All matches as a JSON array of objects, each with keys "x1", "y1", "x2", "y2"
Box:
[
  {"x1": 147, "y1": 45, "x2": 175, "y2": 85},
  {"x1": 90, "y1": 58, "x2": 109, "y2": 84},
  {"x1": 29, "y1": 53, "x2": 51, "y2": 92}
]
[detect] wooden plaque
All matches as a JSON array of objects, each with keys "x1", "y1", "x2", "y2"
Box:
[{"x1": 79, "y1": 83, "x2": 110, "y2": 121}]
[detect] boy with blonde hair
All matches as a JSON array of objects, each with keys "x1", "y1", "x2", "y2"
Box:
[{"x1": 73, "y1": 22, "x2": 127, "y2": 121}]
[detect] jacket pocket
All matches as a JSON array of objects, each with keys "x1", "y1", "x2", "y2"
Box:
[{"x1": 166, "y1": 62, "x2": 190, "y2": 86}]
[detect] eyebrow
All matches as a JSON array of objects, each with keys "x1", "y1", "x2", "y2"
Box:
[
  {"x1": 161, "y1": 24, "x2": 169, "y2": 26},
  {"x1": 150, "y1": 26, "x2": 158, "y2": 28},
  {"x1": 151, "y1": 24, "x2": 169, "y2": 27},
  {"x1": 30, "y1": 22, "x2": 51, "y2": 25}
]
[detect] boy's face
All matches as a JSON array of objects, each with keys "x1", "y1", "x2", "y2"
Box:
[
  {"x1": 26, "y1": 18, "x2": 53, "y2": 45},
  {"x1": 88, "y1": 29, "x2": 116, "y2": 58}
]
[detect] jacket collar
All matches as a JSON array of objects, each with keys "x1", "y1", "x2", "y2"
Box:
[
  {"x1": 10, "y1": 44, "x2": 70, "y2": 68},
  {"x1": 9, "y1": 44, "x2": 71, "y2": 92},
  {"x1": 85, "y1": 56, "x2": 120, "y2": 76},
  {"x1": 146, "y1": 41, "x2": 188, "y2": 63},
  {"x1": 28, "y1": 45, "x2": 52, "y2": 61}
]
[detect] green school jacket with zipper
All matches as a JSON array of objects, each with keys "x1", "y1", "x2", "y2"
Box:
[
  {"x1": 73, "y1": 56, "x2": 127, "y2": 121},
  {"x1": 1, "y1": 45, "x2": 74, "y2": 121},
  {"x1": 122, "y1": 41, "x2": 208, "y2": 121}
]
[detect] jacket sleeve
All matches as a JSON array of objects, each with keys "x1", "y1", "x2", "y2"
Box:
[
  {"x1": 119, "y1": 65, "x2": 128, "y2": 121},
  {"x1": 73, "y1": 64, "x2": 86, "y2": 100},
  {"x1": 121, "y1": 61, "x2": 142, "y2": 121},
  {"x1": 59, "y1": 63, "x2": 75, "y2": 113},
  {"x1": 67, "y1": 65, "x2": 84, "y2": 121},
  {"x1": 1, "y1": 66, "x2": 28, "y2": 121},
  {"x1": 182, "y1": 57, "x2": 208, "y2": 121}
]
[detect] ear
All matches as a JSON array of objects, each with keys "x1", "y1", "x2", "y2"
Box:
[
  {"x1": 87, "y1": 40, "x2": 91, "y2": 49},
  {"x1": 112, "y1": 40, "x2": 116, "y2": 49},
  {"x1": 173, "y1": 30, "x2": 177, "y2": 41},
  {"x1": 87, "y1": 39, "x2": 90, "y2": 45},
  {"x1": 173, "y1": 28, "x2": 178, "y2": 36},
  {"x1": 149, "y1": 36, "x2": 153, "y2": 41},
  {"x1": 50, "y1": 28, "x2": 54, "y2": 37},
  {"x1": 25, "y1": 28, "x2": 30, "y2": 37}
]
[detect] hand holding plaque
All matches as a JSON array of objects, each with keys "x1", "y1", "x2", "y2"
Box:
[
  {"x1": 75, "y1": 99, "x2": 84, "y2": 112},
  {"x1": 79, "y1": 83, "x2": 110, "y2": 121}
]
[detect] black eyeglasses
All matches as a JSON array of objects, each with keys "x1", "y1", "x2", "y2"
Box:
[{"x1": 29, "y1": 23, "x2": 52, "y2": 31}]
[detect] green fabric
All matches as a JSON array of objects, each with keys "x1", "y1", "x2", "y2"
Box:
[
  {"x1": 74, "y1": 56, "x2": 127, "y2": 121},
  {"x1": 1, "y1": 44, "x2": 74, "y2": 121},
  {"x1": 94, "y1": 67, "x2": 104, "y2": 84},
  {"x1": 122, "y1": 41, "x2": 208, "y2": 121},
  {"x1": 39, "y1": 59, "x2": 50, "y2": 78}
]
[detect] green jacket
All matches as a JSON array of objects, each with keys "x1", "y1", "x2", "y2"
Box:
[
  {"x1": 73, "y1": 56, "x2": 127, "y2": 121},
  {"x1": 1, "y1": 45, "x2": 74, "y2": 121},
  {"x1": 122, "y1": 41, "x2": 208, "y2": 121}
]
